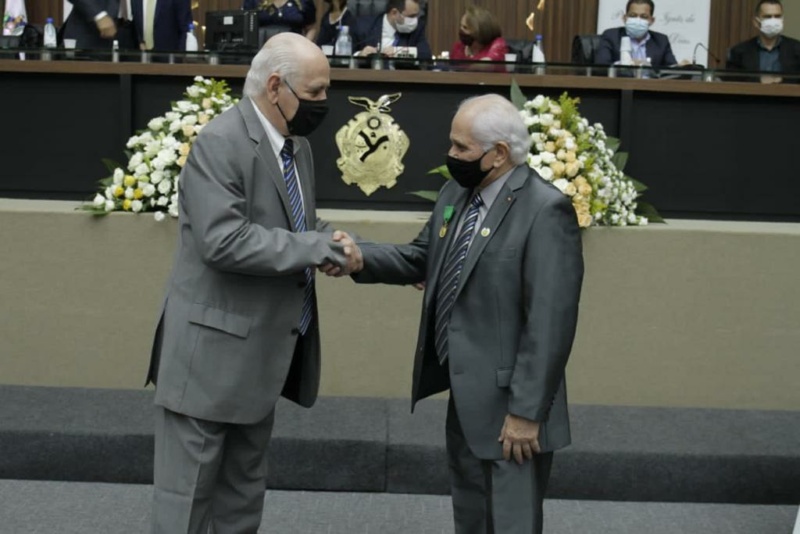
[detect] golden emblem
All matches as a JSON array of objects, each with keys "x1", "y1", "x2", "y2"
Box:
[{"x1": 335, "y1": 93, "x2": 410, "y2": 196}]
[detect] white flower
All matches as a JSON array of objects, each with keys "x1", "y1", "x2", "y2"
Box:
[
  {"x1": 124, "y1": 187, "x2": 134, "y2": 199},
  {"x1": 175, "y1": 101, "x2": 193, "y2": 113},
  {"x1": 168, "y1": 203, "x2": 179, "y2": 218},
  {"x1": 126, "y1": 135, "x2": 139, "y2": 149},
  {"x1": 129, "y1": 152, "x2": 143, "y2": 169},
  {"x1": 532, "y1": 95, "x2": 546, "y2": 109},
  {"x1": 186, "y1": 86, "x2": 201, "y2": 98},
  {"x1": 165, "y1": 111, "x2": 180, "y2": 122},
  {"x1": 143, "y1": 184, "x2": 157, "y2": 197},
  {"x1": 529, "y1": 155, "x2": 543, "y2": 167},
  {"x1": 148, "y1": 117, "x2": 165, "y2": 131},
  {"x1": 104, "y1": 186, "x2": 115, "y2": 199},
  {"x1": 150, "y1": 170, "x2": 164, "y2": 184},
  {"x1": 157, "y1": 196, "x2": 169, "y2": 207},
  {"x1": 157, "y1": 148, "x2": 177, "y2": 164},
  {"x1": 92, "y1": 194, "x2": 105, "y2": 207},
  {"x1": 134, "y1": 163, "x2": 150, "y2": 177},
  {"x1": 158, "y1": 179, "x2": 172, "y2": 195},
  {"x1": 154, "y1": 211, "x2": 166, "y2": 222},
  {"x1": 194, "y1": 75, "x2": 204, "y2": 82},
  {"x1": 538, "y1": 167, "x2": 554, "y2": 181},
  {"x1": 552, "y1": 178, "x2": 569, "y2": 193},
  {"x1": 540, "y1": 152, "x2": 557, "y2": 165},
  {"x1": 540, "y1": 114, "x2": 554, "y2": 127},
  {"x1": 194, "y1": 124, "x2": 206, "y2": 135},
  {"x1": 131, "y1": 200, "x2": 144, "y2": 213},
  {"x1": 181, "y1": 115, "x2": 198, "y2": 127},
  {"x1": 169, "y1": 120, "x2": 182, "y2": 133},
  {"x1": 113, "y1": 168, "x2": 124, "y2": 184},
  {"x1": 104, "y1": 200, "x2": 115, "y2": 212}
]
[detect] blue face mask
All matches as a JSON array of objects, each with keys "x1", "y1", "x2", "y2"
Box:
[{"x1": 625, "y1": 17, "x2": 650, "y2": 40}]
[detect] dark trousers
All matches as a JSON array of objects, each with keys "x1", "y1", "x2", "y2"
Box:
[{"x1": 446, "y1": 397, "x2": 554, "y2": 534}]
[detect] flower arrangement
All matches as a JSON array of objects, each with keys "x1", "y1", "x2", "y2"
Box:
[
  {"x1": 85, "y1": 76, "x2": 238, "y2": 221},
  {"x1": 515, "y1": 87, "x2": 658, "y2": 227}
]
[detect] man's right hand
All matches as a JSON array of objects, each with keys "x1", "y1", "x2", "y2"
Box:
[{"x1": 96, "y1": 15, "x2": 117, "y2": 39}]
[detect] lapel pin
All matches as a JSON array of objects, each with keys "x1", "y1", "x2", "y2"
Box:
[{"x1": 480, "y1": 227, "x2": 491, "y2": 237}]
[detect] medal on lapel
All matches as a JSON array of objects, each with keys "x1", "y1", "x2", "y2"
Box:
[{"x1": 439, "y1": 205, "x2": 454, "y2": 238}]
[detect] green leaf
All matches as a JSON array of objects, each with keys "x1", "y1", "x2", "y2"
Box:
[
  {"x1": 510, "y1": 78, "x2": 527, "y2": 110},
  {"x1": 605, "y1": 137, "x2": 621, "y2": 154},
  {"x1": 101, "y1": 158, "x2": 120, "y2": 174},
  {"x1": 427, "y1": 164, "x2": 452, "y2": 180},
  {"x1": 637, "y1": 202, "x2": 665, "y2": 223},
  {"x1": 627, "y1": 176, "x2": 649, "y2": 193},
  {"x1": 99, "y1": 177, "x2": 113, "y2": 187},
  {"x1": 611, "y1": 151, "x2": 629, "y2": 172},
  {"x1": 408, "y1": 190, "x2": 439, "y2": 202}
]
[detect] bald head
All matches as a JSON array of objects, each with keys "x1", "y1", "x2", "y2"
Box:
[
  {"x1": 455, "y1": 94, "x2": 531, "y2": 166},
  {"x1": 244, "y1": 33, "x2": 329, "y2": 99}
]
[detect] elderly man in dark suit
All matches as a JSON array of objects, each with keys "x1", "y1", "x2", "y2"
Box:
[
  {"x1": 146, "y1": 32, "x2": 360, "y2": 533},
  {"x1": 355, "y1": 0, "x2": 432, "y2": 61},
  {"x1": 342, "y1": 94, "x2": 584, "y2": 534},
  {"x1": 62, "y1": 0, "x2": 119, "y2": 49},
  {"x1": 131, "y1": 0, "x2": 192, "y2": 51},
  {"x1": 595, "y1": 0, "x2": 678, "y2": 68},
  {"x1": 727, "y1": 0, "x2": 800, "y2": 83}
]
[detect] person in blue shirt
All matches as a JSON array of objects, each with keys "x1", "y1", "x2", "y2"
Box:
[
  {"x1": 317, "y1": 0, "x2": 358, "y2": 48},
  {"x1": 243, "y1": 0, "x2": 317, "y2": 43}
]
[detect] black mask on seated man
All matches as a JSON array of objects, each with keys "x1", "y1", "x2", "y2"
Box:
[
  {"x1": 446, "y1": 149, "x2": 494, "y2": 189},
  {"x1": 277, "y1": 80, "x2": 329, "y2": 137}
]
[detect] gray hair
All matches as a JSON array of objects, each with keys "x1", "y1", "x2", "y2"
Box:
[
  {"x1": 459, "y1": 94, "x2": 531, "y2": 166},
  {"x1": 243, "y1": 36, "x2": 302, "y2": 99}
]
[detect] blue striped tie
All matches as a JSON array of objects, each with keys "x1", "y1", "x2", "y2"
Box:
[
  {"x1": 434, "y1": 193, "x2": 484, "y2": 364},
  {"x1": 280, "y1": 139, "x2": 314, "y2": 335}
]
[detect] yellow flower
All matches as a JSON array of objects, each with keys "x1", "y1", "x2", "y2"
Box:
[
  {"x1": 123, "y1": 175, "x2": 136, "y2": 187},
  {"x1": 578, "y1": 183, "x2": 593, "y2": 196},
  {"x1": 179, "y1": 143, "x2": 191, "y2": 156},
  {"x1": 564, "y1": 182, "x2": 577, "y2": 196},
  {"x1": 177, "y1": 155, "x2": 188, "y2": 168},
  {"x1": 577, "y1": 212, "x2": 593, "y2": 228},
  {"x1": 182, "y1": 124, "x2": 196, "y2": 137},
  {"x1": 565, "y1": 161, "x2": 581, "y2": 178},
  {"x1": 113, "y1": 186, "x2": 125, "y2": 198},
  {"x1": 574, "y1": 176, "x2": 588, "y2": 188},
  {"x1": 198, "y1": 113, "x2": 210, "y2": 125},
  {"x1": 544, "y1": 141, "x2": 556, "y2": 153},
  {"x1": 556, "y1": 149, "x2": 567, "y2": 161},
  {"x1": 565, "y1": 151, "x2": 577, "y2": 163},
  {"x1": 134, "y1": 188, "x2": 144, "y2": 200},
  {"x1": 202, "y1": 98, "x2": 212, "y2": 110},
  {"x1": 122, "y1": 199, "x2": 132, "y2": 211},
  {"x1": 551, "y1": 161, "x2": 566, "y2": 177}
]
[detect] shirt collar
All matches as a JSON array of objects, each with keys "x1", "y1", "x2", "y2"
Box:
[
  {"x1": 757, "y1": 35, "x2": 783, "y2": 50},
  {"x1": 249, "y1": 97, "x2": 297, "y2": 160},
  {"x1": 477, "y1": 165, "x2": 516, "y2": 210}
]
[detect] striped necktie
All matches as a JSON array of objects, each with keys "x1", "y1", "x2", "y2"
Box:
[
  {"x1": 280, "y1": 139, "x2": 314, "y2": 335},
  {"x1": 434, "y1": 193, "x2": 484, "y2": 364}
]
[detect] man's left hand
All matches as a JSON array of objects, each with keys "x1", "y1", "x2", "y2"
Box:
[
  {"x1": 498, "y1": 414, "x2": 541, "y2": 464},
  {"x1": 319, "y1": 230, "x2": 363, "y2": 276}
]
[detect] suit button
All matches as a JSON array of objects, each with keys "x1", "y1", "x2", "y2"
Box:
[{"x1": 291, "y1": 328, "x2": 300, "y2": 335}]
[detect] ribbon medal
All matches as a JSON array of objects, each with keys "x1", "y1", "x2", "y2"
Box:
[{"x1": 439, "y1": 205, "x2": 455, "y2": 238}]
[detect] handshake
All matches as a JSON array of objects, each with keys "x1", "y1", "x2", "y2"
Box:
[{"x1": 319, "y1": 230, "x2": 363, "y2": 277}]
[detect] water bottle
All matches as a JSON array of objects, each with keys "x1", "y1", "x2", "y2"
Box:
[
  {"x1": 112, "y1": 39, "x2": 119, "y2": 62},
  {"x1": 334, "y1": 25, "x2": 352, "y2": 66},
  {"x1": 532, "y1": 34, "x2": 545, "y2": 63},
  {"x1": 43, "y1": 18, "x2": 57, "y2": 48},
  {"x1": 185, "y1": 23, "x2": 199, "y2": 52},
  {"x1": 620, "y1": 36, "x2": 633, "y2": 66}
]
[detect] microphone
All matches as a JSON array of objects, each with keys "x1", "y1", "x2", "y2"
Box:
[{"x1": 692, "y1": 42, "x2": 722, "y2": 67}]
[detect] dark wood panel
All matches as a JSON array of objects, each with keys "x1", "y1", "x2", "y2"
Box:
[{"x1": 28, "y1": 0, "x2": 63, "y2": 25}]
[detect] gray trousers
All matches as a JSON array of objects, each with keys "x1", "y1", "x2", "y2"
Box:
[
  {"x1": 446, "y1": 397, "x2": 554, "y2": 534},
  {"x1": 151, "y1": 406, "x2": 275, "y2": 534}
]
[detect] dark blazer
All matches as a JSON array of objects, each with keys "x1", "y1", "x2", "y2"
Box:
[
  {"x1": 356, "y1": 14, "x2": 432, "y2": 61},
  {"x1": 131, "y1": 0, "x2": 191, "y2": 51},
  {"x1": 595, "y1": 27, "x2": 677, "y2": 68},
  {"x1": 316, "y1": 8, "x2": 359, "y2": 47},
  {"x1": 726, "y1": 36, "x2": 800, "y2": 73},
  {"x1": 63, "y1": 0, "x2": 119, "y2": 49},
  {"x1": 354, "y1": 167, "x2": 584, "y2": 459}
]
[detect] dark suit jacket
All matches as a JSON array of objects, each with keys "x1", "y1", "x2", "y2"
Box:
[
  {"x1": 595, "y1": 27, "x2": 677, "y2": 68},
  {"x1": 63, "y1": 0, "x2": 119, "y2": 49},
  {"x1": 354, "y1": 167, "x2": 584, "y2": 459},
  {"x1": 316, "y1": 9, "x2": 359, "y2": 48},
  {"x1": 356, "y1": 14, "x2": 432, "y2": 61},
  {"x1": 726, "y1": 36, "x2": 800, "y2": 74},
  {"x1": 131, "y1": 0, "x2": 191, "y2": 51}
]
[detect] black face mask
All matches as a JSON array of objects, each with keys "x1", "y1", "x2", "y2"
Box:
[
  {"x1": 446, "y1": 150, "x2": 492, "y2": 189},
  {"x1": 458, "y1": 31, "x2": 475, "y2": 47},
  {"x1": 277, "y1": 80, "x2": 329, "y2": 137}
]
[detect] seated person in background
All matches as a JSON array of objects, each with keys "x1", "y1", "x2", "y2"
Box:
[
  {"x1": 595, "y1": 0, "x2": 678, "y2": 68},
  {"x1": 726, "y1": 0, "x2": 800, "y2": 84},
  {"x1": 356, "y1": 0, "x2": 432, "y2": 61},
  {"x1": 449, "y1": 5, "x2": 508, "y2": 62},
  {"x1": 243, "y1": 0, "x2": 317, "y2": 42},
  {"x1": 317, "y1": 0, "x2": 358, "y2": 48}
]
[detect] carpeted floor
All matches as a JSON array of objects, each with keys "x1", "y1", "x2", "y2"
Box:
[{"x1": 0, "y1": 480, "x2": 795, "y2": 534}]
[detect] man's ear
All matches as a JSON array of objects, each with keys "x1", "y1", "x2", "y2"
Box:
[
  {"x1": 493, "y1": 142, "x2": 510, "y2": 167},
  {"x1": 266, "y1": 73, "x2": 282, "y2": 104}
]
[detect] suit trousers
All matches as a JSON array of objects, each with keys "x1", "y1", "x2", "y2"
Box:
[
  {"x1": 446, "y1": 397, "x2": 554, "y2": 534},
  {"x1": 151, "y1": 406, "x2": 275, "y2": 534}
]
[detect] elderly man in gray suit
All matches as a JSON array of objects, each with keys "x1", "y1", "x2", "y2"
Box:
[
  {"x1": 146, "y1": 33, "x2": 361, "y2": 533},
  {"x1": 343, "y1": 94, "x2": 584, "y2": 534}
]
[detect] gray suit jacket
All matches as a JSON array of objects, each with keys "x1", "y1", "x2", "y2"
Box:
[
  {"x1": 146, "y1": 98, "x2": 348, "y2": 425},
  {"x1": 354, "y1": 166, "x2": 584, "y2": 459},
  {"x1": 63, "y1": 0, "x2": 119, "y2": 49}
]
